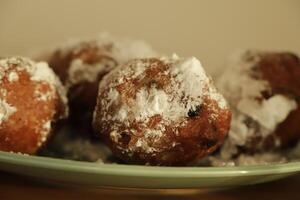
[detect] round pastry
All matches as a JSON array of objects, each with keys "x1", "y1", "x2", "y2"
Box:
[
  {"x1": 46, "y1": 34, "x2": 157, "y2": 131},
  {"x1": 215, "y1": 50, "x2": 300, "y2": 162},
  {"x1": 0, "y1": 57, "x2": 68, "y2": 154},
  {"x1": 93, "y1": 55, "x2": 231, "y2": 166}
]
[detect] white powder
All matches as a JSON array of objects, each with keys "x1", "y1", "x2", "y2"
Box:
[
  {"x1": 67, "y1": 58, "x2": 115, "y2": 87},
  {"x1": 215, "y1": 50, "x2": 298, "y2": 162},
  {"x1": 133, "y1": 62, "x2": 148, "y2": 78},
  {"x1": 132, "y1": 87, "x2": 170, "y2": 121},
  {"x1": 38, "y1": 121, "x2": 51, "y2": 146},
  {"x1": 91, "y1": 33, "x2": 158, "y2": 62},
  {"x1": 96, "y1": 55, "x2": 229, "y2": 154},
  {"x1": 0, "y1": 58, "x2": 16, "y2": 81},
  {"x1": 110, "y1": 131, "x2": 121, "y2": 143},
  {"x1": 208, "y1": 86, "x2": 228, "y2": 109},
  {"x1": 171, "y1": 57, "x2": 207, "y2": 98},
  {"x1": 217, "y1": 50, "x2": 269, "y2": 105},
  {"x1": 210, "y1": 152, "x2": 287, "y2": 167},
  {"x1": 236, "y1": 153, "x2": 286, "y2": 165},
  {"x1": 238, "y1": 95, "x2": 297, "y2": 131},
  {"x1": 115, "y1": 107, "x2": 128, "y2": 122},
  {"x1": 0, "y1": 59, "x2": 10, "y2": 68},
  {"x1": 31, "y1": 61, "x2": 68, "y2": 111},
  {"x1": 168, "y1": 56, "x2": 228, "y2": 118},
  {"x1": 107, "y1": 88, "x2": 119, "y2": 106},
  {"x1": 0, "y1": 57, "x2": 68, "y2": 118},
  {"x1": 134, "y1": 138, "x2": 156, "y2": 153},
  {"x1": 0, "y1": 89, "x2": 7, "y2": 97},
  {"x1": 31, "y1": 62, "x2": 58, "y2": 84},
  {"x1": 226, "y1": 113, "x2": 257, "y2": 146},
  {"x1": 34, "y1": 90, "x2": 53, "y2": 101},
  {"x1": 145, "y1": 128, "x2": 164, "y2": 138},
  {"x1": 36, "y1": 120, "x2": 51, "y2": 147},
  {"x1": 57, "y1": 33, "x2": 157, "y2": 88},
  {"x1": 131, "y1": 128, "x2": 164, "y2": 154},
  {"x1": 8, "y1": 72, "x2": 19, "y2": 82},
  {"x1": 112, "y1": 38, "x2": 157, "y2": 63},
  {"x1": 111, "y1": 57, "x2": 228, "y2": 124},
  {"x1": 218, "y1": 50, "x2": 297, "y2": 137},
  {"x1": 0, "y1": 99, "x2": 17, "y2": 125}
]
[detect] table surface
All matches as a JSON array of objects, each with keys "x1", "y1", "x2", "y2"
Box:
[{"x1": 0, "y1": 171, "x2": 298, "y2": 200}]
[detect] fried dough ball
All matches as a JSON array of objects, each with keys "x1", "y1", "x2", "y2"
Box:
[
  {"x1": 93, "y1": 55, "x2": 231, "y2": 166},
  {"x1": 46, "y1": 35, "x2": 156, "y2": 132},
  {"x1": 215, "y1": 50, "x2": 300, "y2": 163},
  {"x1": 0, "y1": 57, "x2": 68, "y2": 154}
]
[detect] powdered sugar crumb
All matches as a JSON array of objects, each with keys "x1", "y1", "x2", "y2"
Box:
[
  {"x1": 8, "y1": 72, "x2": 19, "y2": 82},
  {"x1": 38, "y1": 120, "x2": 51, "y2": 147},
  {"x1": 0, "y1": 99, "x2": 17, "y2": 125}
]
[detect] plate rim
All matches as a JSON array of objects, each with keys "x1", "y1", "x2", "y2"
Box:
[{"x1": 1, "y1": 151, "x2": 300, "y2": 178}]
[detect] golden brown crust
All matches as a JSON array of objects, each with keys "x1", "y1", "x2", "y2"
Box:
[
  {"x1": 237, "y1": 52, "x2": 300, "y2": 153},
  {"x1": 0, "y1": 57, "x2": 67, "y2": 154},
  {"x1": 259, "y1": 53, "x2": 300, "y2": 149},
  {"x1": 48, "y1": 42, "x2": 115, "y2": 83},
  {"x1": 93, "y1": 57, "x2": 231, "y2": 165},
  {"x1": 47, "y1": 41, "x2": 118, "y2": 131},
  {"x1": 259, "y1": 53, "x2": 300, "y2": 97}
]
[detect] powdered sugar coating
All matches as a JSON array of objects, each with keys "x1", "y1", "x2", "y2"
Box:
[
  {"x1": 214, "y1": 50, "x2": 298, "y2": 164},
  {"x1": 67, "y1": 58, "x2": 116, "y2": 89},
  {"x1": 93, "y1": 55, "x2": 231, "y2": 165},
  {"x1": 0, "y1": 99, "x2": 17, "y2": 125},
  {"x1": 0, "y1": 57, "x2": 68, "y2": 153},
  {"x1": 0, "y1": 57, "x2": 68, "y2": 117},
  {"x1": 46, "y1": 34, "x2": 157, "y2": 133},
  {"x1": 99, "y1": 55, "x2": 227, "y2": 124},
  {"x1": 31, "y1": 62, "x2": 68, "y2": 114},
  {"x1": 54, "y1": 33, "x2": 157, "y2": 89},
  {"x1": 8, "y1": 72, "x2": 19, "y2": 82}
]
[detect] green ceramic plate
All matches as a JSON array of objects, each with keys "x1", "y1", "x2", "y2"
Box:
[{"x1": 0, "y1": 151, "x2": 300, "y2": 189}]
